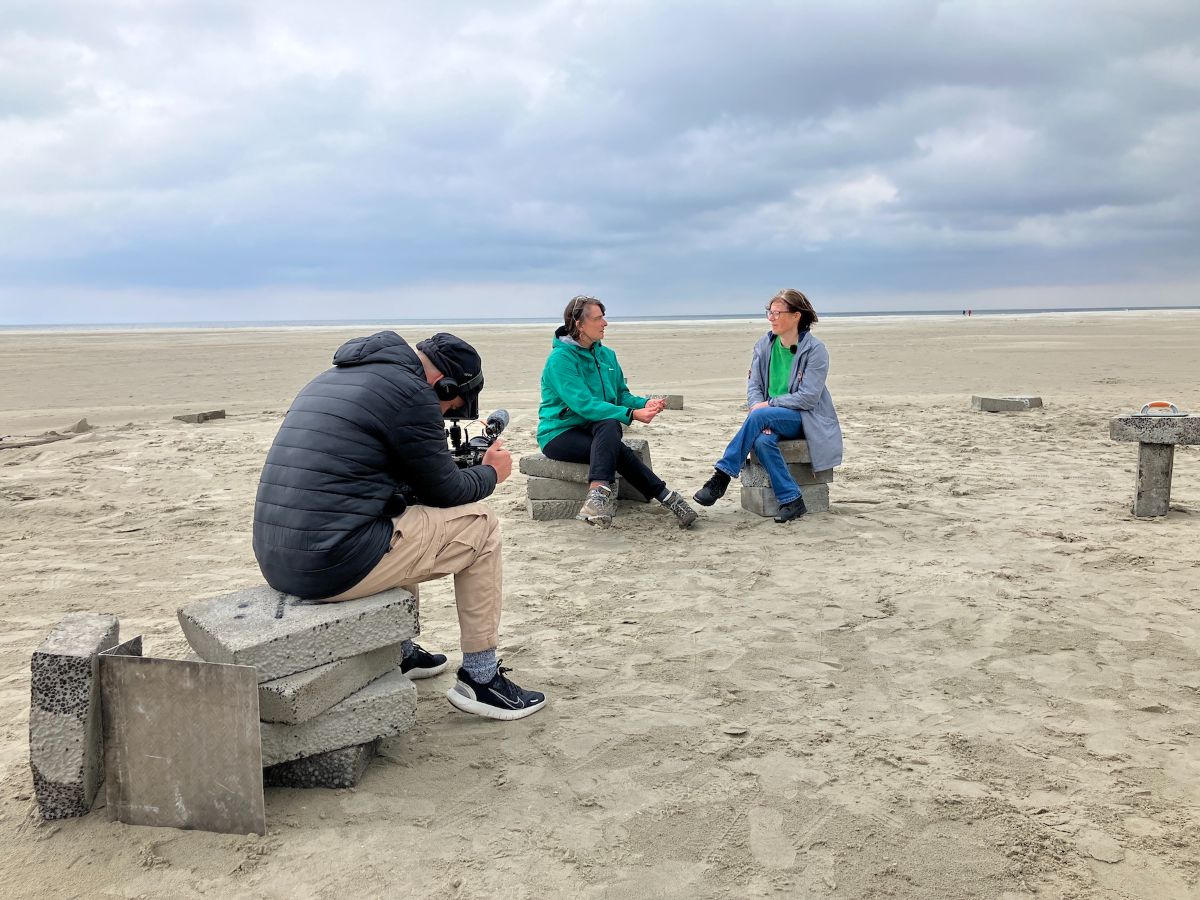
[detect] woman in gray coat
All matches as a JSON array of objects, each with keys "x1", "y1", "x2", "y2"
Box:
[{"x1": 693, "y1": 289, "x2": 843, "y2": 522}]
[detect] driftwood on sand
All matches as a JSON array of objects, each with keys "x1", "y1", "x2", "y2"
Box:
[{"x1": 0, "y1": 419, "x2": 92, "y2": 450}]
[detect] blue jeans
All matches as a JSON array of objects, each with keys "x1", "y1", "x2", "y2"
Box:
[{"x1": 715, "y1": 406, "x2": 805, "y2": 504}]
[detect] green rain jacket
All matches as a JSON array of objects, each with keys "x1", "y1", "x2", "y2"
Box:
[{"x1": 536, "y1": 326, "x2": 649, "y2": 449}]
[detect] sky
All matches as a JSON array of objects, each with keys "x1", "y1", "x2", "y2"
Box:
[{"x1": 1, "y1": 0, "x2": 1198, "y2": 324}]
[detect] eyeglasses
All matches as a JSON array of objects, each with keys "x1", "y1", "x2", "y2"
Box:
[{"x1": 765, "y1": 307, "x2": 798, "y2": 319}]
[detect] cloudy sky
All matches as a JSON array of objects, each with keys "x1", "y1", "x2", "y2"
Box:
[{"x1": 1, "y1": 0, "x2": 1197, "y2": 324}]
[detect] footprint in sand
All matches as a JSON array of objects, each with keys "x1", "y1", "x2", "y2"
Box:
[{"x1": 748, "y1": 807, "x2": 797, "y2": 869}]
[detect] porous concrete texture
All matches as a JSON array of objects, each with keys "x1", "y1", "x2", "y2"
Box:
[
  {"x1": 179, "y1": 586, "x2": 418, "y2": 682},
  {"x1": 263, "y1": 740, "x2": 379, "y2": 789},
  {"x1": 29, "y1": 613, "x2": 119, "y2": 820},
  {"x1": 741, "y1": 483, "x2": 830, "y2": 517},
  {"x1": 1133, "y1": 444, "x2": 1175, "y2": 517},
  {"x1": 971, "y1": 395, "x2": 1043, "y2": 412},
  {"x1": 259, "y1": 669, "x2": 416, "y2": 767},
  {"x1": 1109, "y1": 413, "x2": 1200, "y2": 445},
  {"x1": 258, "y1": 642, "x2": 403, "y2": 725}
]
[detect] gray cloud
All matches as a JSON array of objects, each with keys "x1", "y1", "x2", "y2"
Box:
[{"x1": 0, "y1": 0, "x2": 1197, "y2": 323}]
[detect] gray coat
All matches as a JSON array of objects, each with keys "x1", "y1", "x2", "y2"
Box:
[{"x1": 748, "y1": 330, "x2": 844, "y2": 472}]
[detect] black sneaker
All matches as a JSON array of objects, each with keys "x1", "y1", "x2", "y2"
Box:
[
  {"x1": 693, "y1": 470, "x2": 731, "y2": 506},
  {"x1": 400, "y1": 643, "x2": 449, "y2": 680},
  {"x1": 774, "y1": 496, "x2": 808, "y2": 523},
  {"x1": 446, "y1": 662, "x2": 547, "y2": 721}
]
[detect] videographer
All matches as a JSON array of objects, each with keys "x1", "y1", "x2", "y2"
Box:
[{"x1": 253, "y1": 331, "x2": 545, "y2": 720}]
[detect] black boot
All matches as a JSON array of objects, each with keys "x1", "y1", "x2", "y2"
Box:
[
  {"x1": 693, "y1": 470, "x2": 731, "y2": 507},
  {"x1": 774, "y1": 496, "x2": 808, "y2": 523}
]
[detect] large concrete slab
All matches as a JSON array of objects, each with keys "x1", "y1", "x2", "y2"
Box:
[
  {"x1": 741, "y1": 483, "x2": 830, "y2": 517},
  {"x1": 972, "y1": 395, "x2": 1043, "y2": 412},
  {"x1": 263, "y1": 740, "x2": 379, "y2": 789},
  {"x1": 260, "y1": 669, "x2": 416, "y2": 767},
  {"x1": 101, "y1": 654, "x2": 265, "y2": 835},
  {"x1": 258, "y1": 642, "x2": 403, "y2": 725},
  {"x1": 29, "y1": 613, "x2": 119, "y2": 820},
  {"x1": 179, "y1": 586, "x2": 418, "y2": 682},
  {"x1": 1110, "y1": 414, "x2": 1200, "y2": 445}
]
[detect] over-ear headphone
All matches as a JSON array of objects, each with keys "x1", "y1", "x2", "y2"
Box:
[{"x1": 433, "y1": 368, "x2": 483, "y2": 402}]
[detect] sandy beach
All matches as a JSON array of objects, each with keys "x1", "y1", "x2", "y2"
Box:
[{"x1": 1, "y1": 311, "x2": 1198, "y2": 899}]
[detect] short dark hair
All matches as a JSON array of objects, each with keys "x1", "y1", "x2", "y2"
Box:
[
  {"x1": 771, "y1": 289, "x2": 818, "y2": 331},
  {"x1": 564, "y1": 296, "x2": 605, "y2": 338}
]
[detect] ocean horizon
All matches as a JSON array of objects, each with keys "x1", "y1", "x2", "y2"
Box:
[{"x1": 2, "y1": 304, "x2": 1198, "y2": 332}]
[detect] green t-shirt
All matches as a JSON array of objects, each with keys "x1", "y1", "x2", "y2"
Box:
[{"x1": 768, "y1": 338, "x2": 796, "y2": 398}]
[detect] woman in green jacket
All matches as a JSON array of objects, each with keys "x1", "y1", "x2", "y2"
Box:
[{"x1": 536, "y1": 296, "x2": 697, "y2": 528}]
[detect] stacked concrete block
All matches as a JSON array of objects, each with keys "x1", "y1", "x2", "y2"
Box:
[
  {"x1": 29, "y1": 613, "x2": 120, "y2": 819},
  {"x1": 971, "y1": 395, "x2": 1043, "y2": 412},
  {"x1": 739, "y1": 440, "x2": 833, "y2": 517},
  {"x1": 264, "y1": 740, "x2": 380, "y2": 789},
  {"x1": 259, "y1": 670, "x2": 416, "y2": 767},
  {"x1": 179, "y1": 586, "x2": 419, "y2": 788},
  {"x1": 258, "y1": 642, "x2": 403, "y2": 725},
  {"x1": 520, "y1": 437, "x2": 654, "y2": 520}
]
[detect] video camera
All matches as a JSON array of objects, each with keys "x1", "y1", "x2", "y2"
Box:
[{"x1": 447, "y1": 409, "x2": 509, "y2": 469}]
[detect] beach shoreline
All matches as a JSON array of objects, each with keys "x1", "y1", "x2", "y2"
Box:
[{"x1": 1, "y1": 311, "x2": 1198, "y2": 898}]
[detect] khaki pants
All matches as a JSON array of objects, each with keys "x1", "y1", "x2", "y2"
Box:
[{"x1": 324, "y1": 502, "x2": 502, "y2": 654}]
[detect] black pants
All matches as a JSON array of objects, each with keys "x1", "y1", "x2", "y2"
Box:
[{"x1": 543, "y1": 420, "x2": 665, "y2": 501}]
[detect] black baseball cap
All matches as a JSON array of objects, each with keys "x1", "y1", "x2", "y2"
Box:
[{"x1": 417, "y1": 333, "x2": 484, "y2": 419}]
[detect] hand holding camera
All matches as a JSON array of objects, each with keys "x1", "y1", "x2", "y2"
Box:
[{"x1": 482, "y1": 438, "x2": 512, "y2": 483}]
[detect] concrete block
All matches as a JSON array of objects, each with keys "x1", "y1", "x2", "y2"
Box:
[
  {"x1": 745, "y1": 440, "x2": 812, "y2": 465},
  {"x1": 29, "y1": 613, "x2": 120, "y2": 820},
  {"x1": 521, "y1": 438, "x2": 654, "y2": 510},
  {"x1": 740, "y1": 460, "x2": 834, "y2": 487},
  {"x1": 258, "y1": 642, "x2": 403, "y2": 725},
  {"x1": 1133, "y1": 443, "x2": 1175, "y2": 517},
  {"x1": 1109, "y1": 414, "x2": 1200, "y2": 445},
  {"x1": 519, "y1": 438, "x2": 651, "y2": 481},
  {"x1": 260, "y1": 669, "x2": 416, "y2": 767},
  {"x1": 526, "y1": 476, "x2": 650, "y2": 503},
  {"x1": 526, "y1": 476, "x2": 590, "y2": 501},
  {"x1": 740, "y1": 483, "x2": 830, "y2": 517},
  {"x1": 178, "y1": 586, "x2": 418, "y2": 682},
  {"x1": 263, "y1": 740, "x2": 379, "y2": 789},
  {"x1": 971, "y1": 395, "x2": 1043, "y2": 412},
  {"x1": 528, "y1": 498, "x2": 582, "y2": 520},
  {"x1": 173, "y1": 409, "x2": 226, "y2": 424}
]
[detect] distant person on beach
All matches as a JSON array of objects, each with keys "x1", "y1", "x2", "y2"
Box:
[
  {"x1": 252, "y1": 331, "x2": 545, "y2": 720},
  {"x1": 536, "y1": 295, "x2": 698, "y2": 528},
  {"x1": 692, "y1": 289, "x2": 843, "y2": 522}
]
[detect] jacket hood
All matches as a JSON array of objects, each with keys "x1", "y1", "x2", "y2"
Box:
[
  {"x1": 552, "y1": 324, "x2": 590, "y2": 351},
  {"x1": 333, "y1": 331, "x2": 420, "y2": 371}
]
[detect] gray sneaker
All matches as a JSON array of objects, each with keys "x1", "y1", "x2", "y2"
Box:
[
  {"x1": 660, "y1": 490, "x2": 698, "y2": 528},
  {"x1": 577, "y1": 483, "x2": 616, "y2": 526}
]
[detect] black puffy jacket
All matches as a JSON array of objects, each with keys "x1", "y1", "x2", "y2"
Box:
[{"x1": 252, "y1": 331, "x2": 497, "y2": 599}]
